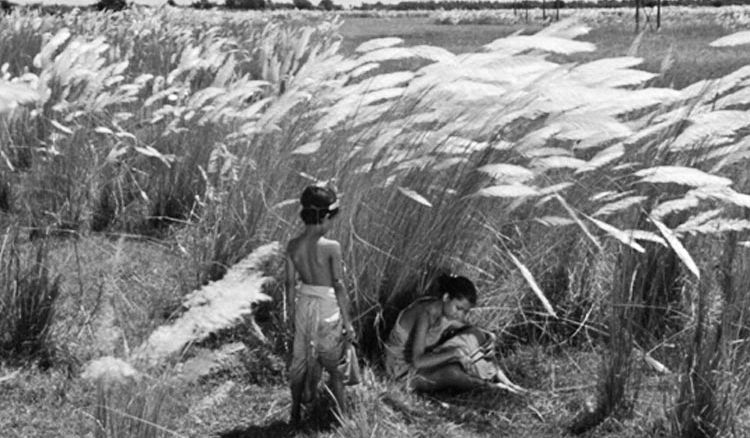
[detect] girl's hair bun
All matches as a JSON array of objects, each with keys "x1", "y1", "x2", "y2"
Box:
[{"x1": 436, "y1": 273, "x2": 477, "y2": 305}]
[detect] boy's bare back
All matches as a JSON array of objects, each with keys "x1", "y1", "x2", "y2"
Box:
[{"x1": 286, "y1": 235, "x2": 342, "y2": 288}]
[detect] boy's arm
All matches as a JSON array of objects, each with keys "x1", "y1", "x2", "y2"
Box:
[
  {"x1": 330, "y1": 242, "x2": 355, "y2": 341},
  {"x1": 284, "y1": 252, "x2": 296, "y2": 326}
]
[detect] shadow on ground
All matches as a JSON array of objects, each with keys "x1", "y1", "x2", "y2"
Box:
[
  {"x1": 420, "y1": 387, "x2": 530, "y2": 434},
  {"x1": 218, "y1": 401, "x2": 338, "y2": 438},
  {"x1": 218, "y1": 421, "x2": 295, "y2": 438}
]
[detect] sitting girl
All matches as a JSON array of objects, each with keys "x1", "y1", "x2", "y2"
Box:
[{"x1": 384, "y1": 274, "x2": 522, "y2": 393}]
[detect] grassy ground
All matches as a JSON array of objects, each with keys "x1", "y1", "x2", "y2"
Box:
[
  {"x1": 0, "y1": 237, "x2": 692, "y2": 438},
  {"x1": 1, "y1": 236, "x2": 197, "y2": 437}
]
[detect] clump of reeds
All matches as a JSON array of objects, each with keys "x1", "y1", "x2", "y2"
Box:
[
  {"x1": 0, "y1": 226, "x2": 61, "y2": 365},
  {"x1": 83, "y1": 362, "x2": 173, "y2": 438},
  {"x1": 669, "y1": 232, "x2": 750, "y2": 438},
  {"x1": 93, "y1": 383, "x2": 170, "y2": 438},
  {"x1": 334, "y1": 369, "x2": 414, "y2": 438},
  {"x1": 569, "y1": 245, "x2": 639, "y2": 434}
]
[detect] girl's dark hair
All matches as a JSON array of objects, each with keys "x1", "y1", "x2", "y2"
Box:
[
  {"x1": 299, "y1": 185, "x2": 340, "y2": 225},
  {"x1": 436, "y1": 274, "x2": 478, "y2": 305}
]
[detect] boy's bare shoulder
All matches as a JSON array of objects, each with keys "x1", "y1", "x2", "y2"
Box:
[{"x1": 319, "y1": 237, "x2": 341, "y2": 252}]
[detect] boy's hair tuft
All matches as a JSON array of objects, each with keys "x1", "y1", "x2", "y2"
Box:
[{"x1": 299, "y1": 185, "x2": 339, "y2": 225}]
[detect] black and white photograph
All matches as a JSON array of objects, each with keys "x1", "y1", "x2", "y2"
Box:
[{"x1": 2, "y1": 0, "x2": 750, "y2": 436}]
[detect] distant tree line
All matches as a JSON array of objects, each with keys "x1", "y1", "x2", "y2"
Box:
[
  {"x1": 0, "y1": 0, "x2": 340, "y2": 11},
  {"x1": 1, "y1": 0, "x2": 130, "y2": 11},
  {"x1": 219, "y1": 0, "x2": 339, "y2": 10},
  {"x1": 354, "y1": 0, "x2": 750, "y2": 10}
]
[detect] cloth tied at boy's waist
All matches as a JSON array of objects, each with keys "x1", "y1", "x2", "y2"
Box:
[
  {"x1": 291, "y1": 284, "x2": 343, "y2": 389},
  {"x1": 297, "y1": 283, "x2": 337, "y2": 301}
]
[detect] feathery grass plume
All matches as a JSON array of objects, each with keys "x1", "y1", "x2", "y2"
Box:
[
  {"x1": 651, "y1": 217, "x2": 701, "y2": 280},
  {"x1": 131, "y1": 242, "x2": 279, "y2": 367},
  {"x1": 82, "y1": 356, "x2": 139, "y2": 384},
  {"x1": 585, "y1": 216, "x2": 645, "y2": 253},
  {"x1": 674, "y1": 208, "x2": 725, "y2": 234},
  {"x1": 709, "y1": 30, "x2": 750, "y2": 47},
  {"x1": 535, "y1": 215, "x2": 575, "y2": 227},
  {"x1": 0, "y1": 80, "x2": 39, "y2": 116},
  {"x1": 555, "y1": 194, "x2": 602, "y2": 251},
  {"x1": 652, "y1": 195, "x2": 701, "y2": 220},
  {"x1": 621, "y1": 230, "x2": 667, "y2": 247},
  {"x1": 176, "y1": 342, "x2": 245, "y2": 383},
  {"x1": 592, "y1": 195, "x2": 647, "y2": 218},
  {"x1": 507, "y1": 251, "x2": 557, "y2": 319},
  {"x1": 477, "y1": 163, "x2": 535, "y2": 183},
  {"x1": 483, "y1": 34, "x2": 596, "y2": 55},
  {"x1": 636, "y1": 166, "x2": 733, "y2": 188},
  {"x1": 291, "y1": 140, "x2": 322, "y2": 155},
  {"x1": 397, "y1": 187, "x2": 433, "y2": 207},
  {"x1": 677, "y1": 217, "x2": 750, "y2": 236},
  {"x1": 472, "y1": 184, "x2": 540, "y2": 199},
  {"x1": 669, "y1": 111, "x2": 750, "y2": 151},
  {"x1": 354, "y1": 37, "x2": 403, "y2": 53},
  {"x1": 716, "y1": 86, "x2": 750, "y2": 109}
]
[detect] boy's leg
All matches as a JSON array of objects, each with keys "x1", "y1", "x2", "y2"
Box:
[
  {"x1": 290, "y1": 373, "x2": 304, "y2": 426},
  {"x1": 322, "y1": 362, "x2": 346, "y2": 418},
  {"x1": 289, "y1": 329, "x2": 307, "y2": 426}
]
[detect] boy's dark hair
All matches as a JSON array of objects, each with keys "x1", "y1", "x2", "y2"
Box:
[
  {"x1": 299, "y1": 185, "x2": 339, "y2": 225},
  {"x1": 436, "y1": 274, "x2": 478, "y2": 305}
]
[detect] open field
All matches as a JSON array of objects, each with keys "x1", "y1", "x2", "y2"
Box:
[
  {"x1": 3, "y1": 5, "x2": 750, "y2": 438},
  {"x1": 338, "y1": 7, "x2": 750, "y2": 87}
]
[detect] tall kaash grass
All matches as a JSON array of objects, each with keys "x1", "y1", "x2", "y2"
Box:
[
  {"x1": 0, "y1": 7, "x2": 341, "y2": 245},
  {"x1": 5, "y1": 7, "x2": 750, "y2": 436}
]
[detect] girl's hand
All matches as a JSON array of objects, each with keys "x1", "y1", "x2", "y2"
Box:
[
  {"x1": 450, "y1": 348, "x2": 472, "y2": 371},
  {"x1": 459, "y1": 355, "x2": 473, "y2": 371}
]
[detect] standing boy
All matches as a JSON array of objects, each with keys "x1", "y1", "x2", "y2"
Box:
[{"x1": 285, "y1": 185, "x2": 355, "y2": 426}]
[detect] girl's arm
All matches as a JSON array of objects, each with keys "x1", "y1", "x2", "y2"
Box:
[{"x1": 410, "y1": 311, "x2": 461, "y2": 370}]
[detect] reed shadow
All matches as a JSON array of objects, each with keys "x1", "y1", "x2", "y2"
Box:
[{"x1": 217, "y1": 421, "x2": 294, "y2": 438}]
